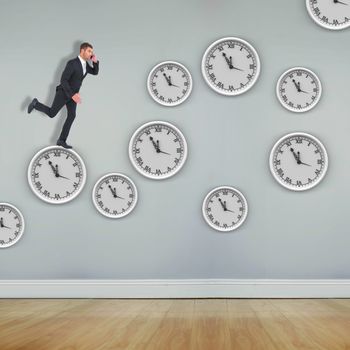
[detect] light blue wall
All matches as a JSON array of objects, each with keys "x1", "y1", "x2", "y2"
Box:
[{"x1": 0, "y1": 0, "x2": 349, "y2": 279}]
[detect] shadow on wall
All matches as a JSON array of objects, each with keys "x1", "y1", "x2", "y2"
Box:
[{"x1": 21, "y1": 40, "x2": 82, "y2": 145}]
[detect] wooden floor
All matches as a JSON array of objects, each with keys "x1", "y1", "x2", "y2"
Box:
[{"x1": 0, "y1": 299, "x2": 349, "y2": 349}]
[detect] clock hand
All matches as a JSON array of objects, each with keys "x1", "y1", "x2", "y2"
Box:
[
  {"x1": 334, "y1": 0, "x2": 348, "y2": 5},
  {"x1": 292, "y1": 79, "x2": 302, "y2": 92},
  {"x1": 168, "y1": 76, "x2": 180, "y2": 88},
  {"x1": 0, "y1": 218, "x2": 11, "y2": 229},
  {"x1": 149, "y1": 136, "x2": 159, "y2": 151},
  {"x1": 298, "y1": 161, "x2": 312, "y2": 166},
  {"x1": 108, "y1": 185, "x2": 124, "y2": 199},
  {"x1": 150, "y1": 138, "x2": 170, "y2": 155},
  {"x1": 54, "y1": 164, "x2": 70, "y2": 180},
  {"x1": 48, "y1": 161, "x2": 58, "y2": 176},
  {"x1": 163, "y1": 73, "x2": 171, "y2": 85},
  {"x1": 218, "y1": 198, "x2": 226, "y2": 210},
  {"x1": 222, "y1": 53, "x2": 232, "y2": 68},
  {"x1": 290, "y1": 148, "x2": 300, "y2": 163},
  {"x1": 223, "y1": 200, "x2": 234, "y2": 213}
]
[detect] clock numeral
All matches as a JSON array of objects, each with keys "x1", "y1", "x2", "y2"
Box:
[
  {"x1": 317, "y1": 159, "x2": 324, "y2": 165},
  {"x1": 274, "y1": 160, "x2": 281, "y2": 166},
  {"x1": 43, "y1": 190, "x2": 50, "y2": 197},
  {"x1": 218, "y1": 46, "x2": 224, "y2": 51},
  {"x1": 217, "y1": 82, "x2": 224, "y2": 89},
  {"x1": 184, "y1": 81, "x2": 189, "y2": 86},
  {"x1": 277, "y1": 168, "x2": 284, "y2": 177},
  {"x1": 249, "y1": 64, "x2": 255, "y2": 70},
  {"x1": 228, "y1": 43, "x2": 234, "y2": 48},
  {"x1": 322, "y1": 16, "x2": 329, "y2": 23},
  {"x1": 206, "y1": 64, "x2": 213, "y2": 70},
  {"x1": 296, "y1": 138, "x2": 303, "y2": 144},
  {"x1": 214, "y1": 220, "x2": 220, "y2": 226},
  {"x1": 144, "y1": 165, "x2": 151, "y2": 173},
  {"x1": 223, "y1": 224, "x2": 228, "y2": 229},
  {"x1": 209, "y1": 73, "x2": 216, "y2": 81},
  {"x1": 127, "y1": 201, "x2": 132, "y2": 206},
  {"x1": 228, "y1": 85, "x2": 234, "y2": 91},
  {"x1": 72, "y1": 162, "x2": 78, "y2": 167},
  {"x1": 35, "y1": 181, "x2": 42, "y2": 190},
  {"x1": 315, "y1": 169, "x2": 321, "y2": 176},
  {"x1": 136, "y1": 157, "x2": 143, "y2": 165},
  {"x1": 285, "y1": 177, "x2": 292, "y2": 184},
  {"x1": 296, "y1": 181, "x2": 303, "y2": 187},
  {"x1": 53, "y1": 150, "x2": 61, "y2": 157},
  {"x1": 145, "y1": 130, "x2": 151, "y2": 135},
  {"x1": 113, "y1": 210, "x2": 118, "y2": 215},
  {"x1": 55, "y1": 194, "x2": 61, "y2": 199},
  {"x1": 176, "y1": 148, "x2": 182, "y2": 153},
  {"x1": 155, "y1": 169, "x2": 161, "y2": 175},
  {"x1": 73, "y1": 182, "x2": 79, "y2": 188},
  {"x1": 222, "y1": 190, "x2": 228, "y2": 195},
  {"x1": 247, "y1": 74, "x2": 252, "y2": 80},
  {"x1": 155, "y1": 126, "x2": 162, "y2": 132},
  {"x1": 75, "y1": 172, "x2": 81, "y2": 178},
  {"x1": 129, "y1": 194, "x2": 134, "y2": 198},
  {"x1": 174, "y1": 158, "x2": 180, "y2": 164}
]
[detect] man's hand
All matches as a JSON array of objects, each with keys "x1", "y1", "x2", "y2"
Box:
[
  {"x1": 91, "y1": 54, "x2": 98, "y2": 63},
  {"x1": 72, "y1": 93, "x2": 81, "y2": 104}
]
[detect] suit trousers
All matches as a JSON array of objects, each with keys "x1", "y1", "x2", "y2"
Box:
[{"x1": 34, "y1": 88, "x2": 77, "y2": 142}]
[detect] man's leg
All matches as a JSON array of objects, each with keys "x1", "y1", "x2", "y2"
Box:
[
  {"x1": 33, "y1": 89, "x2": 67, "y2": 118},
  {"x1": 58, "y1": 99, "x2": 77, "y2": 142}
]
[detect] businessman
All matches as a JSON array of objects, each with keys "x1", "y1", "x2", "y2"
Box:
[{"x1": 27, "y1": 42, "x2": 99, "y2": 149}]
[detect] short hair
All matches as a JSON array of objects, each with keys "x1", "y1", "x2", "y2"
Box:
[{"x1": 80, "y1": 42, "x2": 93, "y2": 51}]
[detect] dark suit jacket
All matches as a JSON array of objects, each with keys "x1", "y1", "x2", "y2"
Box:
[{"x1": 58, "y1": 57, "x2": 99, "y2": 99}]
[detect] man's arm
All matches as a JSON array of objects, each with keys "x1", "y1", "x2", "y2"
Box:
[
  {"x1": 60, "y1": 61, "x2": 74, "y2": 98},
  {"x1": 87, "y1": 60, "x2": 99, "y2": 75}
]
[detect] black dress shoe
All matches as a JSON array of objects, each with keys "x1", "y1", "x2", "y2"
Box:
[
  {"x1": 56, "y1": 140, "x2": 73, "y2": 149},
  {"x1": 27, "y1": 98, "x2": 38, "y2": 114}
]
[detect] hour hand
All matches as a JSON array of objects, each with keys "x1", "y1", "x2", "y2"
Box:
[
  {"x1": 290, "y1": 148, "x2": 299, "y2": 163},
  {"x1": 298, "y1": 161, "x2": 311, "y2": 167},
  {"x1": 149, "y1": 136, "x2": 158, "y2": 150}
]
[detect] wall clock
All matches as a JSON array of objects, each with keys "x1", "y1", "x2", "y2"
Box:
[
  {"x1": 147, "y1": 61, "x2": 193, "y2": 106},
  {"x1": 129, "y1": 121, "x2": 188, "y2": 180},
  {"x1": 28, "y1": 146, "x2": 87, "y2": 204},
  {"x1": 201, "y1": 37, "x2": 260, "y2": 96},
  {"x1": 202, "y1": 186, "x2": 248, "y2": 232},
  {"x1": 276, "y1": 67, "x2": 322, "y2": 113},
  {"x1": 0, "y1": 203, "x2": 25, "y2": 248},
  {"x1": 92, "y1": 173, "x2": 138, "y2": 218},
  {"x1": 269, "y1": 132, "x2": 328, "y2": 191},
  {"x1": 306, "y1": 0, "x2": 350, "y2": 30}
]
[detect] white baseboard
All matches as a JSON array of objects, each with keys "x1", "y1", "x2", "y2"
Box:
[{"x1": 1, "y1": 279, "x2": 350, "y2": 298}]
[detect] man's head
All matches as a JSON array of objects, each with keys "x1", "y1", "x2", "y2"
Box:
[{"x1": 80, "y1": 42, "x2": 93, "y2": 61}]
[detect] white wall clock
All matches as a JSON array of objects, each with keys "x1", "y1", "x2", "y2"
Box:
[
  {"x1": 201, "y1": 37, "x2": 260, "y2": 96},
  {"x1": 28, "y1": 146, "x2": 87, "y2": 204},
  {"x1": 92, "y1": 173, "x2": 138, "y2": 218},
  {"x1": 306, "y1": 0, "x2": 350, "y2": 30},
  {"x1": 269, "y1": 132, "x2": 328, "y2": 191},
  {"x1": 129, "y1": 121, "x2": 188, "y2": 180},
  {"x1": 276, "y1": 67, "x2": 322, "y2": 113},
  {"x1": 202, "y1": 186, "x2": 248, "y2": 232},
  {"x1": 147, "y1": 61, "x2": 193, "y2": 106},
  {"x1": 0, "y1": 203, "x2": 25, "y2": 248}
]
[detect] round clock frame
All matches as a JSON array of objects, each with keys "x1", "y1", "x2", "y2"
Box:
[
  {"x1": 27, "y1": 145, "x2": 87, "y2": 204},
  {"x1": 0, "y1": 202, "x2": 25, "y2": 248},
  {"x1": 276, "y1": 67, "x2": 322, "y2": 113},
  {"x1": 129, "y1": 121, "x2": 188, "y2": 180},
  {"x1": 269, "y1": 132, "x2": 329, "y2": 191},
  {"x1": 147, "y1": 61, "x2": 193, "y2": 107},
  {"x1": 201, "y1": 36, "x2": 261, "y2": 96},
  {"x1": 202, "y1": 186, "x2": 249, "y2": 232},
  {"x1": 92, "y1": 173, "x2": 138, "y2": 219}
]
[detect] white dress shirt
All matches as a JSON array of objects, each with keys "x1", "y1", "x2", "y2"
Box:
[{"x1": 78, "y1": 55, "x2": 87, "y2": 75}]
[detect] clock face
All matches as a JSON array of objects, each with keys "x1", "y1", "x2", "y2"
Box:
[
  {"x1": 28, "y1": 146, "x2": 87, "y2": 204},
  {"x1": 201, "y1": 37, "x2": 260, "y2": 96},
  {"x1": 306, "y1": 0, "x2": 350, "y2": 30},
  {"x1": 0, "y1": 203, "x2": 25, "y2": 248},
  {"x1": 129, "y1": 121, "x2": 188, "y2": 180},
  {"x1": 202, "y1": 186, "x2": 248, "y2": 232},
  {"x1": 270, "y1": 132, "x2": 328, "y2": 191},
  {"x1": 147, "y1": 61, "x2": 193, "y2": 106},
  {"x1": 276, "y1": 67, "x2": 322, "y2": 113},
  {"x1": 92, "y1": 173, "x2": 138, "y2": 218}
]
